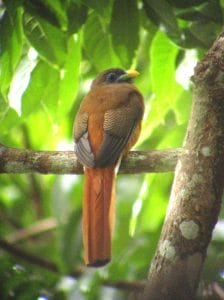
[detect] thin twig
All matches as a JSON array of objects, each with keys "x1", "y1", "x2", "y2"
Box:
[
  {"x1": 5, "y1": 218, "x2": 58, "y2": 243},
  {"x1": 0, "y1": 239, "x2": 59, "y2": 273},
  {"x1": 0, "y1": 239, "x2": 145, "y2": 292},
  {"x1": 213, "y1": 282, "x2": 224, "y2": 300}
]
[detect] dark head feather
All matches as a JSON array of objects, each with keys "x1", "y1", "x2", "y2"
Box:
[{"x1": 91, "y1": 68, "x2": 134, "y2": 88}]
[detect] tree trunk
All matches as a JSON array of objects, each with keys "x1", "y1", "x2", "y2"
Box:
[{"x1": 142, "y1": 33, "x2": 224, "y2": 300}]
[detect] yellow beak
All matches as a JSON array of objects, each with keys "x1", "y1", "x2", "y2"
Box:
[
  {"x1": 126, "y1": 69, "x2": 140, "y2": 78},
  {"x1": 118, "y1": 69, "x2": 140, "y2": 82}
]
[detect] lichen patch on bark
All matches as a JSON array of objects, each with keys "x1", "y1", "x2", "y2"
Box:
[
  {"x1": 179, "y1": 220, "x2": 199, "y2": 240},
  {"x1": 201, "y1": 146, "x2": 211, "y2": 157},
  {"x1": 159, "y1": 240, "x2": 176, "y2": 260}
]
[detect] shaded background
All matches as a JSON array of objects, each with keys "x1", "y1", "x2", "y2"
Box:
[{"x1": 0, "y1": 0, "x2": 224, "y2": 299}]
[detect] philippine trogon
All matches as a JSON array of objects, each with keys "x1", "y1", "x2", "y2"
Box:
[{"x1": 73, "y1": 68, "x2": 144, "y2": 267}]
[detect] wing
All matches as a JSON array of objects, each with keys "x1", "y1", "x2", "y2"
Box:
[
  {"x1": 94, "y1": 124, "x2": 136, "y2": 167},
  {"x1": 74, "y1": 112, "x2": 95, "y2": 168},
  {"x1": 74, "y1": 93, "x2": 143, "y2": 168},
  {"x1": 95, "y1": 94, "x2": 143, "y2": 167}
]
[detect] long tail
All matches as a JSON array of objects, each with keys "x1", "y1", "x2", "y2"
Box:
[{"x1": 83, "y1": 166, "x2": 116, "y2": 267}]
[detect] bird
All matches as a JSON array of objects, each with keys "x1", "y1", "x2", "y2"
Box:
[{"x1": 73, "y1": 68, "x2": 144, "y2": 267}]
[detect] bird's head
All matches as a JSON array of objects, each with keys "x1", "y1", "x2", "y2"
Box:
[{"x1": 91, "y1": 68, "x2": 140, "y2": 88}]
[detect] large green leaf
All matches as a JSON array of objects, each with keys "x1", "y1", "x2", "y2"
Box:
[
  {"x1": 23, "y1": 0, "x2": 65, "y2": 29},
  {"x1": 139, "y1": 31, "x2": 183, "y2": 144},
  {"x1": 39, "y1": 0, "x2": 68, "y2": 29},
  {"x1": 21, "y1": 60, "x2": 60, "y2": 117},
  {"x1": 143, "y1": 0, "x2": 181, "y2": 41},
  {"x1": 21, "y1": 33, "x2": 81, "y2": 124},
  {"x1": 0, "y1": 107, "x2": 20, "y2": 134},
  {"x1": 83, "y1": 12, "x2": 120, "y2": 71},
  {"x1": 188, "y1": 20, "x2": 219, "y2": 49},
  {"x1": 81, "y1": 0, "x2": 112, "y2": 19},
  {"x1": 110, "y1": 0, "x2": 140, "y2": 67},
  {"x1": 58, "y1": 33, "x2": 82, "y2": 118},
  {"x1": 0, "y1": 8, "x2": 23, "y2": 99},
  {"x1": 137, "y1": 173, "x2": 172, "y2": 232},
  {"x1": 66, "y1": 3, "x2": 88, "y2": 34},
  {"x1": 23, "y1": 13, "x2": 67, "y2": 67},
  {"x1": 167, "y1": 0, "x2": 205, "y2": 8},
  {"x1": 176, "y1": 1, "x2": 223, "y2": 23}
]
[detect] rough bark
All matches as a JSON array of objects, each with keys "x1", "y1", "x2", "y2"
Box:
[
  {"x1": 0, "y1": 145, "x2": 182, "y2": 174},
  {"x1": 142, "y1": 33, "x2": 224, "y2": 300}
]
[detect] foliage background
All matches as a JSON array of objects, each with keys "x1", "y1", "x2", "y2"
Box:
[{"x1": 0, "y1": 0, "x2": 224, "y2": 299}]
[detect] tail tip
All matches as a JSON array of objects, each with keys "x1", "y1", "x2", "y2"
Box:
[{"x1": 86, "y1": 258, "x2": 110, "y2": 268}]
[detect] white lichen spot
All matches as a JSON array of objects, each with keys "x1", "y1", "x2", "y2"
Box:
[
  {"x1": 201, "y1": 146, "x2": 211, "y2": 157},
  {"x1": 179, "y1": 220, "x2": 199, "y2": 240},
  {"x1": 159, "y1": 240, "x2": 176, "y2": 261}
]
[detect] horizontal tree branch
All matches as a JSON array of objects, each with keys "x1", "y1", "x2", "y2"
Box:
[
  {"x1": 0, "y1": 144, "x2": 184, "y2": 174},
  {"x1": 0, "y1": 239, "x2": 145, "y2": 292}
]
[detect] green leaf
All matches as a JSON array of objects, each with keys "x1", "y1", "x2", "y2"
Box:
[
  {"x1": 0, "y1": 8, "x2": 23, "y2": 99},
  {"x1": 0, "y1": 107, "x2": 20, "y2": 134},
  {"x1": 139, "y1": 31, "x2": 183, "y2": 144},
  {"x1": 23, "y1": 0, "x2": 63, "y2": 29},
  {"x1": 39, "y1": 0, "x2": 68, "y2": 29},
  {"x1": 23, "y1": 13, "x2": 67, "y2": 67},
  {"x1": 21, "y1": 60, "x2": 60, "y2": 117},
  {"x1": 83, "y1": 12, "x2": 120, "y2": 71},
  {"x1": 81, "y1": 0, "x2": 112, "y2": 18},
  {"x1": 177, "y1": 1, "x2": 223, "y2": 23},
  {"x1": 8, "y1": 56, "x2": 38, "y2": 116},
  {"x1": 143, "y1": 0, "x2": 181, "y2": 41},
  {"x1": 66, "y1": 3, "x2": 88, "y2": 34},
  {"x1": 22, "y1": 32, "x2": 81, "y2": 122},
  {"x1": 0, "y1": 95, "x2": 7, "y2": 117},
  {"x1": 168, "y1": 0, "x2": 205, "y2": 8},
  {"x1": 150, "y1": 31, "x2": 180, "y2": 99},
  {"x1": 196, "y1": 1, "x2": 223, "y2": 24},
  {"x1": 176, "y1": 7, "x2": 208, "y2": 21},
  {"x1": 137, "y1": 173, "x2": 172, "y2": 232},
  {"x1": 188, "y1": 21, "x2": 219, "y2": 49},
  {"x1": 58, "y1": 33, "x2": 82, "y2": 118},
  {"x1": 110, "y1": 0, "x2": 140, "y2": 67}
]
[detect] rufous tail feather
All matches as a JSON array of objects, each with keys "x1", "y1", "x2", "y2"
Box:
[{"x1": 83, "y1": 166, "x2": 115, "y2": 267}]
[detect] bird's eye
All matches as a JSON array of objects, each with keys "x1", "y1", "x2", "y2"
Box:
[{"x1": 106, "y1": 72, "x2": 117, "y2": 82}]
